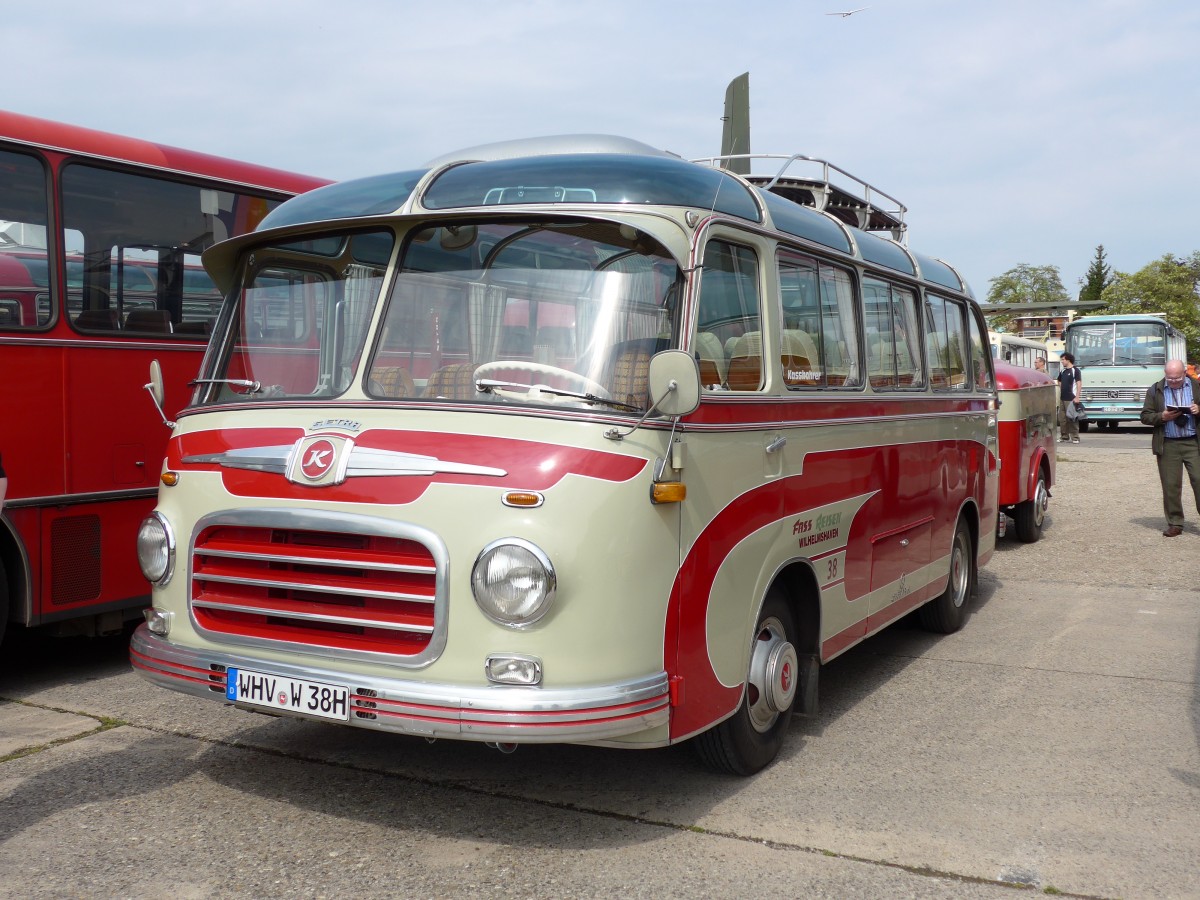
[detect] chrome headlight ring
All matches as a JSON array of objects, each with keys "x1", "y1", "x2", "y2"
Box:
[
  {"x1": 136, "y1": 512, "x2": 176, "y2": 586},
  {"x1": 471, "y1": 538, "x2": 556, "y2": 628}
]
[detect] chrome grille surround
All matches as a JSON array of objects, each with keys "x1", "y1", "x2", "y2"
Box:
[{"x1": 188, "y1": 507, "x2": 448, "y2": 668}]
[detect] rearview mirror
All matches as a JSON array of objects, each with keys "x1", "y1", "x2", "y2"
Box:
[
  {"x1": 647, "y1": 349, "x2": 701, "y2": 417},
  {"x1": 144, "y1": 359, "x2": 175, "y2": 429}
]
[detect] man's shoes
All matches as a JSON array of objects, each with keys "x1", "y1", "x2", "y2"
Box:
[
  {"x1": 1163, "y1": 525, "x2": 1183, "y2": 537},
  {"x1": 1071, "y1": 437, "x2": 1080, "y2": 443},
  {"x1": 1059, "y1": 437, "x2": 1069, "y2": 442}
]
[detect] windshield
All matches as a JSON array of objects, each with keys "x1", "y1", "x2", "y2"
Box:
[
  {"x1": 1067, "y1": 321, "x2": 1167, "y2": 367},
  {"x1": 196, "y1": 230, "x2": 394, "y2": 403},
  {"x1": 365, "y1": 220, "x2": 682, "y2": 412}
]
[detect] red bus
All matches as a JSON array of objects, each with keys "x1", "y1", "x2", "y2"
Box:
[
  {"x1": 993, "y1": 361, "x2": 1056, "y2": 542},
  {"x1": 0, "y1": 110, "x2": 329, "y2": 647}
]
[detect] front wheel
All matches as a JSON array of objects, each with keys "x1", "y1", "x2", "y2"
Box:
[
  {"x1": 1014, "y1": 471, "x2": 1049, "y2": 543},
  {"x1": 694, "y1": 589, "x2": 798, "y2": 776},
  {"x1": 918, "y1": 519, "x2": 974, "y2": 634}
]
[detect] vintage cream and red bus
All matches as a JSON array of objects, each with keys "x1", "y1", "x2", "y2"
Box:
[
  {"x1": 993, "y1": 361, "x2": 1056, "y2": 543},
  {"x1": 0, "y1": 110, "x2": 328, "y2": 647},
  {"x1": 131, "y1": 137, "x2": 999, "y2": 774}
]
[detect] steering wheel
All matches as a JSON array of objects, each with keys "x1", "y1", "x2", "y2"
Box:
[{"x1": 473, "y1": 360, "x2": 612, "y2": 400}]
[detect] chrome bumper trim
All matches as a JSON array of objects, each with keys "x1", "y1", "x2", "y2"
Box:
[{"x1": 130, "y1": 625, "x2": 670, "y2": 743}]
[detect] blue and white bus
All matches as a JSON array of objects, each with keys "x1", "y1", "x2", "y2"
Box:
[{"x1": 1064, "y1": 314, "x2": 1187, "y2": 430}]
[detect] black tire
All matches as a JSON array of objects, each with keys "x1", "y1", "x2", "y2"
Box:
[
  {"x1": 695, "y1": 589, "x2": 798, "y2": 776},
  {"x1": 0, "y1": 556, "x2": 8, "y2": 650},
  {"x1": 918, "y1": 518, "x2": 974, "y2": 634},
  {"x1": 1078, "y1": 421, "x2": 1090, "y2": 433},
  {"x1": 1014, "y1": 470, "x2": 1049, "y2": 543}
]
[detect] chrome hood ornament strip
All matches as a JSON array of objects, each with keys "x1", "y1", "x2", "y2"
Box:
[{"x1": 183, "y1": 442, "x2": 507, "y2": 480}]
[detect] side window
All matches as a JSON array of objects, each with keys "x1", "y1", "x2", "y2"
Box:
[
  {"x1": 0, "y1": 149, "x2": 52, "y2": 330},
  {"x1": 925, "y1": 294, "x2": 969, "y2": 391},
  {"x1": 61, "y1": 164, "x2": 280, "y2": 337},
  {"x1": 696, "y1": 240, "x2": 761, "y2": 391},
  {"x1": 966, "y1": 309, "x2": 994, "y2": 390},
  {"x1": 864, "y1": 277, "x2": 924, "y2": 390},
  {"x1": 777, "y1": 253, "x2": 861, "y2": 389}
]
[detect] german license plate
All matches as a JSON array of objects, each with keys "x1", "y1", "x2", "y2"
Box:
[
  {"x1": 1102, "y1": 406, "x2": 1122, "y2": 413},
  {"x1": 226, "y1": 667, "x2": 350, "y2": 721}
]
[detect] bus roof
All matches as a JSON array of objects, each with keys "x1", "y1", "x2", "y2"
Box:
[
  {"x1": 248, "y1": 137, "x2": 971, "y2": 296},
  {"x1": 0, "y1": 109, "x2": 330, "y2": 197},
  {"x1": 1066, "y1": 313, "x2": 1173, "y2": 324}
]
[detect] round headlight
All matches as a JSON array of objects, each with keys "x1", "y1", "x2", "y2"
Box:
[
  {"x1": 136, "y1": 513, "x2": 175, "y2": 585},
  {"x1": 471, "y1": 539, "x2": 556, "y2": 627}
]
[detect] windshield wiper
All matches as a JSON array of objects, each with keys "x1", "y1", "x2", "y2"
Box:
[
  {"x1": 476, "y1": 378, "x2": 639, "y2": 412},
  {"x1": 189, "y1": 377, "x2": 263, "y2": 393}
]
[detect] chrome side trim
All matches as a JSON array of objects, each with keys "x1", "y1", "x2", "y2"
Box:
[
  {"x1": 5, "y1": 487, "x2": 157, "y2": 509},
  {"x1": 131, "y1": 626, "x2": 670, "y2": 743}
]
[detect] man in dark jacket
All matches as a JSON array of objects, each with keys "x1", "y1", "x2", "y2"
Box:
[{"x1": 1140, "y1": 359, "x2": 1200, "y2": 537}]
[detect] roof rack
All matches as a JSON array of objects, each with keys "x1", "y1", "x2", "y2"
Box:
[{"x1": 694, "y1": 153, "x2": 908, "y2": 243}]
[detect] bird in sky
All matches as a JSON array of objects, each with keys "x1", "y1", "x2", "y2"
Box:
[{"x1": 826, "y1": 7, "x2": 868, "y2": 16}]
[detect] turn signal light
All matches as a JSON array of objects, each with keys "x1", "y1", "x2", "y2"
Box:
[
  {"x1": 651, "y1": 482, "x2": 687, "y2": 504},
  {"x1": 161, "y1": 471, "x2": 179, "y2": 487}
]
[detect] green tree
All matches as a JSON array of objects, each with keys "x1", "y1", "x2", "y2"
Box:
[
  {"x1": 985, "y1": 263, "x2": 1071, "y2": 330},
  {"x1": 1078, "y1": 245, "x2": 1112, "y2": 304},
  {"x1": 1100, "y1": 252, "x2": 1200, "y2": 360}
]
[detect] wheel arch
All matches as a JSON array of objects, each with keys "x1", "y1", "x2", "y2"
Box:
[
  {"x1": 0, "y1": 515, "x2": 33, "y2": 626},
  {"x1": 770, "y1": 558, "x2": 822, "y2": 658}
]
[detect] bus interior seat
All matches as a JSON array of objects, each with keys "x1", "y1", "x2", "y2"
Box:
[
  {"x1": 604, "y1": 337, "x2": 665, "y2": 408},
  {"x1": 694, "y1": 331, "x2": 726, "y2": 388},
  {"x1": 125, "y1": 308, "x2": 174, "y2": 333},
  {"x1": 423, "y1": 362, "x2": 479, "y2": 399},
  {"x1": 781, "y1": 329, "x2": 821, "y2": 386},
  {"x1": 727, "y1": 332, "x2": 765, "y2": 391},
  {"x1": 74, "y1": 308, "x2": 121, "y2": 331},
  {"x1": 927, "y1": 339, "x2": 950, "y2": 389},
  {"x1": 174, "y1": 320, "x2": 211, "y2": 337},
  {"x1": 368, "y1": 365, "x2": 416, "y2": 398}
]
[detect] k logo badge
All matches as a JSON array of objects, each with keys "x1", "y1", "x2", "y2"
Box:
[{"x1": 287, "y1": 434, "x2": 353, "y2": 486}]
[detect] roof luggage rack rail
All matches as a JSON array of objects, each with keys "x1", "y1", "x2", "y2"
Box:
[{"x1": 693, "y1": 153, "x2": 908, "y2": 243}]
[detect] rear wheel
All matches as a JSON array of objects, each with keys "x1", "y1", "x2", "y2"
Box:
[
  {"x1": 0, "y1": 556, "x2": 8, "y2": 650},
  {"x1": 695, "y1": 589, "x2": 798, "y2": 776},
  {"x1": 1014, "y1": 471, "x2": 1049, "y2": 543},
  {"x1": 919, "y1": 519, "x2": 974, "y2": 634}
]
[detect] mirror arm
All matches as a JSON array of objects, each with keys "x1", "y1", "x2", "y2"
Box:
[
  {"x1": 143, "y1": 382, "x2": 176, "y2": 429},
  {"x1": 603, "y1": 379, "x2": 677, "y2": 441}
]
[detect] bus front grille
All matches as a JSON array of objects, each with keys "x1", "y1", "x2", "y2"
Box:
[
  {"x1": 189, "y1": 523, "x2": 438, "y2": 659},
  {"x1": 1082, "y1": 388, "x2": 1146, "y2": 403}
]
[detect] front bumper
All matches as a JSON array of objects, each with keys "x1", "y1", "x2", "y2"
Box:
[{"x1": 130, "y1": 624, "x2": 670, "y2": 744}]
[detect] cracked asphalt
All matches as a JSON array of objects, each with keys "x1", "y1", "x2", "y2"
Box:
[{"x1": 1, "y1": 426, "x2": 1197, "y2": 899}]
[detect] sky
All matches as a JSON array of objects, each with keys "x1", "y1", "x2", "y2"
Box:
[{"x1": 5, "y1": 0, "x2": 1199, "y2": 299}]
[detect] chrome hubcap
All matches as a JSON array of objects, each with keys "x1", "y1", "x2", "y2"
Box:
[
  {"x1": 1033, "y1": 478, "x2": 1049, "y2": 527},
  {"x1": 746, "y1": 616, "x2": 798, "y2": 733},
  {"x1": 950, "y1": 532, "x2": 970, "y2": 608}
]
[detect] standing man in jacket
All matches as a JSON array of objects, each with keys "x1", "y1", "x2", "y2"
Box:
[
  {"x1": 1057, "y1": 352, "x2": 1083, "y2": 443},
  {"x1": 1140, "y1": 359, "x2": 1200, "y2": 537}
]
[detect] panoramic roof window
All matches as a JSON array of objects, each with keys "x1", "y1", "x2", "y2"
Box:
[
  {"x1": 258, "y1": 170, "x2": 429, "y2": 231},
  {"x1": 423, "y1": 154, "x2": 761, "y2": 222}
]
